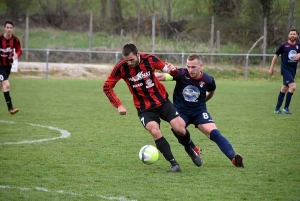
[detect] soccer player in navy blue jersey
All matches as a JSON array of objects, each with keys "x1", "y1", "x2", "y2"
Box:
[
  {"x1": 155, "y1": 54, "x2": 244, "y2": 167},
  {"x1": 103, "y1": 44, "x2": 202, "y2": 172},
  {"x1": 269, "y1": 28, "x2": 300, "y2": 114}
]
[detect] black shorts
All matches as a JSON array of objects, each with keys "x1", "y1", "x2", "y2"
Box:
[
  {"x1": 0, "y1": 65, "x2": 12, "y2": 82},
  {"x1": 137, "y1": 99, "x2": 180, "y2": 128}
]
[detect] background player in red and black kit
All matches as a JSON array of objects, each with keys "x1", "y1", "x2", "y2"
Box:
[
  {"x1": 155, "y1": 54, "x2": 244, "y2": 168},
  {"x1": 269, "y1": 28, "x2": 300, "y2": 114},
  {"x1": 0, "y1": 20, "x2": 22, "y2": 115},
  {"x1": 103, "y1": 43, "x2": 202, "y2": 172}
]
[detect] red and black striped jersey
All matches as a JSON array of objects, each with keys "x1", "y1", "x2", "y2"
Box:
[
  {"x1": 0, "y1": 34, "x2": 22, "y2": 66},
  {"x1": 103, "y1": 53, "x2": 168, "y2": 109}
]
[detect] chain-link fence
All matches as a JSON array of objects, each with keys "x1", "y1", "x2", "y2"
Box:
[{"x1": 15, "y1": 48, "x2": 296, "y2": 81}]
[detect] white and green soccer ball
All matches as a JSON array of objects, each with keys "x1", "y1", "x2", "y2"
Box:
[{"x1": 139, "y1": 145, "x2": 159, "y2": 164}]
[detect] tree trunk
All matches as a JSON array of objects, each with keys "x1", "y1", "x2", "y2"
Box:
[
  {"x1": 287, "y1": 0, "x2": 295, "y2": 31},
  {"x1": 100, "y1": 0, "x2": 107, "y2": 20},
  {"x1": 109, "y1": 0, "x2": 123, "y2": 34}
]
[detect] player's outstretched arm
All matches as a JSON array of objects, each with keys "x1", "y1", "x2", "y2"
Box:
[
  {"x1": 154, "y1": 72, "x2": 166, "y2": 81},
  {"x1": 117, "y1": 105, "x2": 127, "y2": 115},
  {"x1": 269, "y1": 54, "x2": 278, "y2": 76},
  {"x1": 154, "y1": 72, "x2": 174, "y2": 81}
]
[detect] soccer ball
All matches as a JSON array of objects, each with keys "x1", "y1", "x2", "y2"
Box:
[{"x1": 139, "y1": 145, "x2": 159, "y2": 164}]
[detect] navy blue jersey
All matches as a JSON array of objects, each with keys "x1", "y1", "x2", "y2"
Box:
[
  {"x1": 275, "y1": 41, "x2": 300, "y2": 76},
  {"x1": 172, "y1": 68, "x2": 216, "y2": 113}
]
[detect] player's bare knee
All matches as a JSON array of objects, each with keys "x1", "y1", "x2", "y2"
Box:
[
  {"x1": 281, "y1": 87, "x2": 288, "y2": 93},
  {"x1": 289, "y1": 84, "x2": 296, "y2": 92},
  {"x1": 148, "y1": 129, "x2": 162, "y2": 139}
]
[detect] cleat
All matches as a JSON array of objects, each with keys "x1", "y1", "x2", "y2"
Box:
[
  {"x1": 9, "y1": 108, "x2": 19, "y2": 115},
  {"x1": 232, "y1": 154, "x2": 244, "y2": 168},
  {"x1": 167, "y1": 164, "x2": 181, "y2": 173},
  {"x1": 274, "y1": 110, "x2": 282, "y2": 114},
  {"x1": 283, "y1": 108, "x2": 292, "y2": 114},
  {"x1": 185, "y1": 146, "x2": 202, "y2": 167},
  {"x1": 193, "y1": 146, "x2": 202, "y2": 156}
]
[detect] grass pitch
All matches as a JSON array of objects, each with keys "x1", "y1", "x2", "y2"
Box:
[{"x1": 0, "y1": 77, "x2": 299, "y2": 201}]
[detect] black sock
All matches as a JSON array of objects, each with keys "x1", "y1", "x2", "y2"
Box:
[
  {"x1": 284, "y1": 92, "x2": 293, "y2": 109},
  {"x1": 155, "y1": 137, "x2": 178, "y2": 166},
  {"x1": 171, "y1": 128, "x2": 184, "y2": 146},
  {"x1": 180, "y1": 129, "x2": 192, "y2": 147},
  {"x1": 171, "y1": 128, "x2": 195, "y2": 148},
  {"x1": 275, "y1": 91, "x2": 285, "y2": 110},
  {"x1": 4, "y1": 91, "x2": 13, "y2": 110}
]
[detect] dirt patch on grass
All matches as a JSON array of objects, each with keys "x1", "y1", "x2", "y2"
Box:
[{"x1": 16, "y1": 62, "x2": 114, "y2": 79}]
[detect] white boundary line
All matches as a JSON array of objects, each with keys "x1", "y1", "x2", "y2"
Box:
[
  {"x1": 0, "y1": 121, "x2": 137, "y2": 200},
  {"x1": 0, "y1": 185, "x2": 137, "y2": 201},
  {"x1": 0, "y1": 120, "x2": 71, "y2": 145}
]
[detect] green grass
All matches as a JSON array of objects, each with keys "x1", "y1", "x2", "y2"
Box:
[
  {"x1": 14, "y1": 28, "x2": 274, "y2": 53},
  {"x1": 0, "y1": 77, "x2": 300, "y2": 201}
]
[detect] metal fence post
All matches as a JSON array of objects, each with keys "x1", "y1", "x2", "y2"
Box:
[
  {"x1": 46, "y1": 49, "x2": 49, "y2": 78},
  {"x1": 181, "y1": 53, "x2": 184, "y2": 67},
  {"x1": 245, "y1": 54, "x2": 249, "y2": 80},
  {"x1": 115, "y1": 52, "x2": 119, "y2": 64}
]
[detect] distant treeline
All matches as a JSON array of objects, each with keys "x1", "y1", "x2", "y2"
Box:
[{"x1": 1, "y1": 0, "x2": 298, "y2": 47}]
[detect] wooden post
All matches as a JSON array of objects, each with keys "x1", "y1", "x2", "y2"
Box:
[
  {"x1": 152, "y1": 15, "x2": 156, "y2": 53},
  {"x1": 25, "y1": 11, "x2": 29, "y2": 61},
  {"x1": 210, "y1": 16, "x2": 214, "y2": 63},
  {"x1": 120, "y1": 29, "x2": 124, "y2": 49},
  {"x1": 89, "y1": 12, "x2": 93, "y2": 62},
  {"x1": 216, "y1": 30, "x2": 220, "y2": 53},
  {"x1": 262, "y1": 17, "x2": 267, "y2": 66}
]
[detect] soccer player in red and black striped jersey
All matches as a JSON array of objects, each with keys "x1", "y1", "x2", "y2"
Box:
[
  {"x1": 0, "y1": 21, "x2": 22, "y2": 115},
  {"x1": 103, "y1": 44, "x2": 202, "y2": 172}
]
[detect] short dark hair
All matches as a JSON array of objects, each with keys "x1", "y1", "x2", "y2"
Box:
[
  {"x1": 122, "y1": 43, "x2": 138, "y2": 56},
  {"x1": 4, "y1": 20, "x2": 14, "y2": 27},
  {"x1": 289, "y1": 27, "x2": 297, "y2": 34}
]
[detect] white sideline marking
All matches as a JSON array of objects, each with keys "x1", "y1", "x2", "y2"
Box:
[
  {"x1": 0, "y1": 185, "x2": 137, "y2": 201},
  {"x1": 0, "y1": 120, "x2": 71, "y2": 145}
]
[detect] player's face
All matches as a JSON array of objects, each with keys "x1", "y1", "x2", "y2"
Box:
[
  {"x1": 288, "y1": 31, "x2": 298, "y2": 43},
  {"x1": 186, "y1": 59, "x2": 203, "y2": 79},
  {"x1": 4, "y1": 23, "x2": 14, "y2": 35},
  {"x1": 123, "y1": 52, "x2": 140, "y2": 68}
]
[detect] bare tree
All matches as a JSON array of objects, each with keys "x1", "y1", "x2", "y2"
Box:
[
  {"x1": 287, "y1": 0, "x2": 295, "y2": 31},
  {"x1": 211, "y1": 0, "x2": 242, "y2": 17},
  {"x1": 109, "y1": 0, "x2": 123, "y2": 34},
  {"x1": 166, "y1": 0, "x2": 172, "y2": 23},
  {"x1": 6, "y1": 0, "x2": 33, "y2": 19},
  {"x1": 100, "y1": 0, "x2": 107, "y2": 20},
  {"x1": 38, "y1": 0, "x2": 68, "y2": 28}
]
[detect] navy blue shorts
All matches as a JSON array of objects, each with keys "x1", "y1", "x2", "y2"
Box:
[
  {"x1": 179, "y1": 109, "x2": 214, "y2": 128},
  {"x1": 282, "y1": 71, "x2": 295, "y2": 86},
  {"x1": 137, "y1": 99, "x2": 180, "y2": 128}
]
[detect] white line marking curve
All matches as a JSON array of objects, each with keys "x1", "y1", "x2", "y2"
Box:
[
  {"x1": 0, "y1": 120, "x2": 71, "y2": 145},
  {"x1": 0, "y1": 185, "x2": 137, "y2": 201}
]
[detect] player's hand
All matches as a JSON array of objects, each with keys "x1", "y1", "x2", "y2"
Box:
[
  {"x1": 13, "y1": 52, "x2": 18, "y2": 60},
  {"x1": 268, "y1": 68, "x2": 273, "y2": 76},
  {"x1": 167, "y1": 63, "x2": 178, "y2": 76},
  {"x1": 295, "y1": 53, "x2": 300, "y2": 60},
  {"x1": 118, "y1": 105, "x2": 127, "y2": 115}
]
